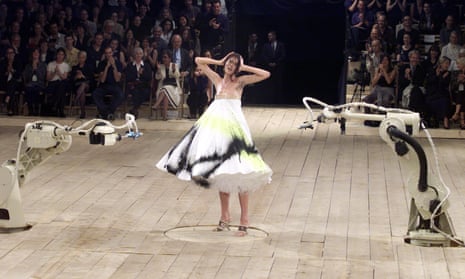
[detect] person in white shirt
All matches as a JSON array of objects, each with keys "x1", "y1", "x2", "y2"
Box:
[{"x1": 45, "y1": 47, "x2": 71, "y2": 117}]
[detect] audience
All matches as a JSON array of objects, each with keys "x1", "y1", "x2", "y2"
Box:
[{"x1": 0, "y1": 0, "x2": 463, "y2": 128}]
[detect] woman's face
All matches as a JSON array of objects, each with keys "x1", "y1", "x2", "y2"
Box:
[
  {"x1": 56, "y1": 50, "x2": 65, "y2": 62},
  {"x1": 32, "y1": 49, "x2": 40, "y2": 59},
  {"x1": 78, "y1": 52, "x2": 86, "y2": 64},
  {"x1": 440, "y1": 59, "x2": 450, "y2": 71},
  {"x1": 224, "y1": 56, "x2": 239, "y2": 75},
  {"x1": 381, "y1": 56, "x2": 389, "y2": 67},
  {"x1": 162, "y1": 54, "x2": 171, "y2": 65}
]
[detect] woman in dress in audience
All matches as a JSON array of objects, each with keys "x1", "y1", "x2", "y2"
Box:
[{"x1": 151, "y1": 49, "x2": 181, "y2": 120}]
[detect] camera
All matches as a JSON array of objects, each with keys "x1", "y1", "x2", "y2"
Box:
[{"x1": 352, "y1": 53, "x2": 371, "y2": 86}]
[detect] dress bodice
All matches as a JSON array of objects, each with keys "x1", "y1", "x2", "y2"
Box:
[{"x1": 214, "y1": 79, "x2": 243, "y2": 100}]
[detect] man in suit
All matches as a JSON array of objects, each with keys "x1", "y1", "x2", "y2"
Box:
[
  {"x1": 261, "y1": 30, "x2": 286, "y2": 104},
  {"x1": 171, "y1": 34, "x2": 193, "y2": 93}
]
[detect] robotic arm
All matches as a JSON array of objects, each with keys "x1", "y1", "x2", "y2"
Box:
[
  {"x1": 300, "y1": 97, "x2": 464, "y2": 247},
  {"x1": 0, "y1": 114, "x2": 142, "y2": 232}
]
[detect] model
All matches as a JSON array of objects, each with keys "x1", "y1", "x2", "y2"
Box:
[{"x1": 156, "y1": 52, "x2": 272, "y2": 236}]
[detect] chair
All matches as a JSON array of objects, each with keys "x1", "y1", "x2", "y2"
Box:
[
  {"x1": 418, "y1": 33, "x2": 440, "y2": 57},
  {"x1": 152, "y1": 76, "x2": 189, "y2": 120}
]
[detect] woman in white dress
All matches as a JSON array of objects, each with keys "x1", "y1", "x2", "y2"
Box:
[
  {"x1": 152, "y1": 49, "x2": 182, "y2": 120},
  {"x1": 156, "y1": 52, "x2": 271, "y2": 236}
]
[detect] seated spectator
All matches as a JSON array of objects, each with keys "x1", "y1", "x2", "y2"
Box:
[
  {"x1": 422, "y1": 43, "x2": 441, "y2": 76},
  {"x1": 71, "y1": 50, "x2": 95, "y2": 118},
  {"x1": 160, "y1": 18, "x2": 174, "y2": 46},
  {"x1": 28, "y1": 22, "x2": 47, "y2": 50},
  {"x1": 366, "y1": 38, "x2": 384, "y2": 79},
  {"x1": 450, "y1": 47, "x2": 465, "y2": 71},
  {"x1": 0, "y1": 46, "x2": 23, "y2": 116},
  {"x1": 92, "y1": 46, "x2": 124, "y2": 120},
  {"x1": 396, "y1": 33, "x2": 416, "y2": 65},
  {"x1": 151, "y1": 49, "x2": 182, "y2": 120},
  {"x1": 450, "y1": 57, "x2": 465, "y2": 129},
  {"x1": 396, "y1": 15, "x2": 420, "y2": 50},
  {"x1": 86, "y1": 32, "x2": 105, "y2": 69},
  {"x1": 187, "y1": 64, "x2": 210, "y2": 119},
  {"x1": 441, "y1": 30, "x2": 461, "y2": 65},
  {"x1": 64, "y1": 33, "x2": 79, "y2": 67},
  {"x1": 373, "y1": 13, "x2": 396, "y2": 55},
  {"x1": 398, "y1": 49, "x2": 426, "y2": 113},
  {"x1": 125, "y1": 47, "x2": 153, "y2": 119},
  {"x1": 149, "y1": 25, "x2": 169, "y2": 53},
  {"x1": 74, "y1": 23, "x2": 91, "y2": 51},
  {"x1": 109, "y1": 38, "x2": 127, "y2": 69},
  {"x1": 424, "y1": 56, "x2": 452, "y2": 129},
  {"x1": 121, "y1": 29, "x2": 140, "y2": 62},
  {"x1": 363, "y1": 54, "x2": 397, "y2": 107},
  {"x1": 22, "y1": 47, "x2": 47, "y2": 116},
  {"x1": 439, "y1": 15, "x2": 461, "y2": 47},
  {"x1": 45, "y1": 47, "x2": 71, "y2": 117},
  {"x1": 417, "y1": 2, "x2": 440, "y2": 34},
  {"x1": 39, "y1": 39, "x2": 55, "y2": 64}
]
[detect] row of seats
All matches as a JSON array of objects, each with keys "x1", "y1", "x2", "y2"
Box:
[{"x1": 0, "y1": 76, "x2": 190, "y2": 120}]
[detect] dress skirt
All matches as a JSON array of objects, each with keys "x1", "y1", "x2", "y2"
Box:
[
  {"x1": 158, "y1": 85, "x2": 181, "y2": 107},
  {"x1": 156, "y1": 99, "x2": 272, "y2": 193}
]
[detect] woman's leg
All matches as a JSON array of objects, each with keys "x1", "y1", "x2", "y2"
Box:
[
  {"x1": 219, "y1": 192, "x2": 231, "y2": 223},
  {"x1": 162, "y1": 93, "x2": 169, "y2": 120},
  {"x1": 76, "y1": 83, "x2": 89, "y2": 117},
  {"x1": 236, "y1": 192, "x2": 249, "y2": 236},
  {"x1": 152, "y1": 89, "x2": 167, "y2": 109}
]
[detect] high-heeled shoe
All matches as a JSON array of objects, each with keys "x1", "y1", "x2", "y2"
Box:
[
  {"x1": 451, "y1": 113, "x2": 460, "y2": 122},
  {"x1": 443, "y1": 118, "x2": 450, "y2": 129}
]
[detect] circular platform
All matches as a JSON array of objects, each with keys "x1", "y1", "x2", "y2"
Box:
[{"x1": 164, "y1": 225, "x2": 269, "y2": 243}]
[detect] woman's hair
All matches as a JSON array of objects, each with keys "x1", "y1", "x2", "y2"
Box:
[
  {"x1": 428, "y1": 43, "x2": 440, "y2": 54},
  {"x1": 56, "y1": 47, "x2": 66, "y2": 58},
  {"x1": 223, "y1": 52, "x2": 242, "y2": 75},
  {"x1": 379, "y1": 53, "x2": 393, "y2": 71},
  {"x1": 161, "y1": 49, "x2": 173, "y2": 60}
]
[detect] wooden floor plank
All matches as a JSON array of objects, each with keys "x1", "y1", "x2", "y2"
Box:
[{"x1": 1, "y1": 109, "x2": 465, "y2": 278}]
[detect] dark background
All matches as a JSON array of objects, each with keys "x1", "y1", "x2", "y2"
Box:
[{"x1": 232, "y1": 0, "x2": 346, "y2": 106}]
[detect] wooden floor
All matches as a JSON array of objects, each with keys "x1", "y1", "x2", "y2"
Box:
[{"x1": 1, "y1": 106, "x2": 465, "y2": 279}]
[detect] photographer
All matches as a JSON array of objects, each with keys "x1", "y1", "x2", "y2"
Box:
[{"x1": 363, "y1": 54, "x2": 397, "y2": 107}]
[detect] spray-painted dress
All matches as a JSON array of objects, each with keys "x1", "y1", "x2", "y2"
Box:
[{"x1": 156, "y1": 92, "x2": 272, "y2": 193}]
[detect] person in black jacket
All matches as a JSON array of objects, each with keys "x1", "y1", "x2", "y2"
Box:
[
  {"x1": 125, "y1": 47, "x2": 153, "y2": 119},
  {"x1": 424, "y1": 56, "x2": 452, "y2": 129},
  {"x1": 0, "y1": 46, "x2": 23, "y2": 115},
  {"x1": 398, "y1": 50, "x2": 426, "y2": 114}
]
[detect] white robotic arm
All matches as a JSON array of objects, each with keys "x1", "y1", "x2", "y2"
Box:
[
  {"x1": 300, "y1": 97, "x2": 464, "y2": 247},
  {"x1": 0, "y1": 114, "x2": 142, "y2": 232}
]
